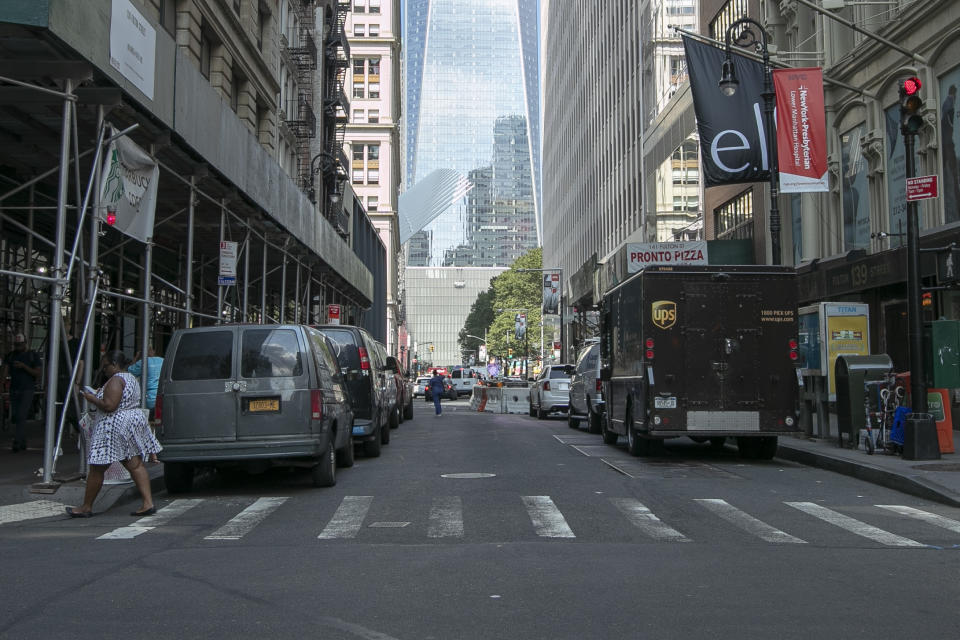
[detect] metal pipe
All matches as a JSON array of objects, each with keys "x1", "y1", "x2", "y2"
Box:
[
  {"x1": 184, "y1": 179, "x2": 196, "y2": 328},
  {"x1": 84, "y1": 105, "x2": 104, "y2": 395},
  {"x1": 243, "y1": 227, "x2": 250, "y2": 321},
  {"x1": 140, "y1": 239, "x2": 153, "y2": 408},
  {"x1": 261, "y1": 239, "x2": 267, "y2": 324},
  {"x1": 294, "y1": 259, "x2": 301, "y2": 323},
  {"x1": 0, "y1": 269, "x2": 65, "y2": 284},
  {"x1": 41, "y1": 78, "x2": 73, "y2": 486},
  {"x1": 217, "y1": 206, "x2": 225, "y2": 324},
  {"x1": 305, "y1": 268, "x2": 312, "y2": 324},
  {"x1": 280, "y1": 249, "x2": 288, "y2": 323}
]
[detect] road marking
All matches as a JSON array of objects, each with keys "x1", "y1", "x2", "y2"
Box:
[
  {"x1": 522, "y1": 496, "x2": 575, "y2": 538},
  {"x1": 0, "y1": 500, "x2": 68, "y2": 525},
  {"x1": 318, "y1": 496, "x2": 373, "y2": 539},
  {"x1": 786, "y1": 502, "x2": 925, "y2": 547},
  {"x1": 428, "y1": 496, "x2": 464, "y2": 538},
  {"x1": 609, "y1": 498, "x2": 689, "y2": 542},
  {"x1": 204, "y1": 497, "x2": 289, "y2": 540},
  {"x1": 695, "y1": 499, "x2": 806, "y2": 544},
  {"x1": 98, "y1": 499, "x2": 203, "y2": 540},
  {"x1": 876, "y1": 505, "x2": 960, "y2": 535}
]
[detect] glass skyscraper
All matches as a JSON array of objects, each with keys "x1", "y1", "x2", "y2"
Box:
[{"x1": 403, "y1": 0, "x2": 541, "y2": 268}]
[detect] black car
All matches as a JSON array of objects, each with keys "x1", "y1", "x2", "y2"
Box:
[
  {"x1": 314, "y1": 325, "x2": 396, "y2": 457},
  {"x1": 424, "y1": 376, "x2": 457, "y2": 401}
]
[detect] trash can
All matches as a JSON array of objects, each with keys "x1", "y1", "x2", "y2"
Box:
[
  {"x1": 835, "y1": 354, "x2": 894, "y2": 449},
  {"x1": 903, "y1": 412, "x2": 941, "y2": 460}
]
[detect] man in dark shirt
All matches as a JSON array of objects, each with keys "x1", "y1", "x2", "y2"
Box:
[{"x1": 4, "y1": 333, "x2": 42, "y2": 452}]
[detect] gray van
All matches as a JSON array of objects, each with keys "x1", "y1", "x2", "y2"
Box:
[{"x1": 155, "y1": 324, "x2": 355, "y2": 492}]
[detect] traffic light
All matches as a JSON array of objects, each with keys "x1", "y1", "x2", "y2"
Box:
[
  {"x1": 922, "y1": 291, "x2": 933, "y2": 307},
  {"x1": 105, "y1": 209, "x2": 117, "y2": 226},
  {"x1": 899, "y1": 76, "x2": 924, "y2": 135},
  {"x1": 508, "y1": 348, "x2": 513, "y2": 356},
  {"x1": 429, "y1": 345, "x2": 434, "y2": 352}
]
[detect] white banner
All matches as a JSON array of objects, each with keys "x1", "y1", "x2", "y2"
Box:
[
  {"x1": 99, "y1": 127, "x2": 159, "y2": 243},
  {"x1": 542, "y1": 272, "x2": 560, "y2": 315},
  {"x1": 109, "y1": 0, "x2": 156, "y2": 100},
  {"x1": 627, "y1": 241, "x2": 708, "y2": 273}
]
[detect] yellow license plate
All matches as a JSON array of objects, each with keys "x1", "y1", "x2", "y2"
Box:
[{"x1": 249, "y1": 398, "x2": 279, "y2": 412}]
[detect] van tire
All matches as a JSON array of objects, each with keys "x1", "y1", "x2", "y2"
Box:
[
  {"x1": 312, "y1": 441, "x2": 337, "y2": 487},
  {"x1": 336, "y1": 434, "x2": 355, "y2": 468},
  {"x1": 529, "y1": 402, "x2": 536, "y2": 417},
  {"x1": 403, "y1": 398, "x2": 414, "y2": 420},
  {"x1": 567, "y1": 409, "x2": 580, "y2": 429},
  {"x1": 737, "y1": 436, "x2": 777, "y2": 459},
  {"x1": 601, "y1": 413, "x2": 618, "y2": 445},
  {"x1": 626, "y1": 408, "x2": 651, "y2": 457},
  {"x1": 381, "y1": 417, "x2": 391, "y2": 444},
  {"x1": 588, "y1": 409, "x2": 602, "y2": 434},
  {"x1": 164, "y1": 463, "x2": 194, "y2": 494},
  {"x1": 364, "y1": 429, "x2": 382, "y2": 457},
  {"x1": 389, "y1": 406, "x2": 400, "y2": 429}
]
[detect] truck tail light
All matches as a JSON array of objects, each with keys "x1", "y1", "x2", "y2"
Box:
[
  {"x1": 311, "y1": 389, "x2": 324, "y2": 420},
  {"x1": 154, "y1": 394, "x2": 163, "y2": 424},
  {"x1": 645, "y1": 337, "x2": 655, "y2": 360},
  {"x1": 543, "y1": 381, "x2": 551, "y2": 391},
  {"x1": 359, "y1": 346, "x2": 370, "y2": 370},
  {"x1": 789, "y1": 338, "x2": 799, "y2": 362},
  {"x1": 596, "y1": 378, "x2": 602, "y2": 393}
]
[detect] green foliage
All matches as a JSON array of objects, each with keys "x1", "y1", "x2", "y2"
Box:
[{"x1": 458, "y1": 287, "x2": 495, "y2": 357}]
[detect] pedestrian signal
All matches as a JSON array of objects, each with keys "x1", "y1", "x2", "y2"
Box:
[
  {"x1": 922, "y1": 292, "x2": 933, "y2": 307},
  {"x1": 899, "y1": 76, "x2": 924, "y2": 135},
  {"x1": 105, "y1": 209, "x2": 117, "y2": 226}
]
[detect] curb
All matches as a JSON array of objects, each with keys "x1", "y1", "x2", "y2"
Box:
[
  {"x1": 777, "y1": 443, "x2": 960, "y2": 508},
  {"x1": 19, "y1": 465, "x2": 166, "y2": 514}
]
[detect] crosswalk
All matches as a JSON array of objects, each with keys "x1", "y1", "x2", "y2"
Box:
[{"x1": 5, "y1": 494, "x2": 960, "y2": 548}]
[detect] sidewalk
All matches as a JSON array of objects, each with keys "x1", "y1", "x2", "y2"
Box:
[
  {"x1": 778, "y1": 429, "x2": 960, "y2": 508},
  {"x1": 0, "y1": 420, "x2": 164, "y2": 520}
]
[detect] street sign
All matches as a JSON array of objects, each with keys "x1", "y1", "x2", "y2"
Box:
[
  {"x1": 327, "y1": 304, "x2": 341, "y2": 324},
  {"x1": 218, "y1": 241, "x2": 237, "y2": 286},
  {"x1": 906, "y1": 175, "x2": 938, "y2": 201}
]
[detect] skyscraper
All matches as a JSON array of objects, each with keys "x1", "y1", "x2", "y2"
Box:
[{"x1": 403, "y1": 0, "x2": 540, "y2": 364}]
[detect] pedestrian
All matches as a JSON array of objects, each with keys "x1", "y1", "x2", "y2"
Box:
[
  {"x1": 429, "y1": 370, "x2": 445, "y2": 417},
  {"x1": 128, "y1": 346, "x2": 164, "y2": 463},
  {"x1": 65, "y1": 350, "x2": 162, "y2": 518},
  {"x1": 3, "y1": 333, "x2": 41, "y2": 452}
]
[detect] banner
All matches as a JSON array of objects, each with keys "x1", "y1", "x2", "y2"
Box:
[
  {"x1": 99, "y1": 127, "x2": 159, "y2": 242},
  {"x1": 542, "y1": 272, "x2": 560, "y2": 315},
  {"x1": 773, "y1": 68, "x2": 828, "y2": 192},
  {"x1": 682, "y1": 36, "x2": 770, "y2": 187},
  {"x1": 627, "y1": 241, "x2": 708, "y2": 273},
  {"x1": 514, "y1": 313, "x2": 526, "y2": 341}
]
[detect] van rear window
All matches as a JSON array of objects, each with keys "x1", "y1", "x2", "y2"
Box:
[
  {"x1": 171, "y1": 331, "x2": 233, "y2": 380},
  {"x1": 317, "y1": 329, "x2": 361, "y2": 370},
  {"x1": 241, "y1": 329, "x2": 303, "y2": 378},
  {"x1": 549, "y1": 367, "x2": 570, "y2": 379}
]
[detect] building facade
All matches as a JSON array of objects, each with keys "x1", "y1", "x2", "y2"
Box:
[
  {"x1": 345, "y1": 0, "x2": 402, "y2": 355},
  {"x1": 402, "y1": 0, "x2": 540, "y2": 364}
]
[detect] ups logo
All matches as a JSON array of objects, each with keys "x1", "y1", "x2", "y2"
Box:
[{"x1": 651, "y1": 300, "x2": 677, "y2": 330}]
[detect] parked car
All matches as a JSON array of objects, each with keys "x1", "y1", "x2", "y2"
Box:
[
  {"x1": 567, "y1": 342, "x2": 604, "y2": 433},
  {"x1": 450, "y1": 367, "x2": 477, "y2": 397},
  {"x1": 155, "y1": 324, "x2": 355, "y2": 492},
  {"x1": 424, "y1": 376, "x2": 457, "y2": 401},
  {"x1": 529, "y1": 363, "x2": 573, "y2": 419},
  {"x1": 314, "y1": 324, "x2": 396, "y2": 457},
  {"x1": 387, "y1": 355, "x2": 414, "y2": 422},
  {"x1": 413, "y1": 376, "x2": 431, "y2": 397}
]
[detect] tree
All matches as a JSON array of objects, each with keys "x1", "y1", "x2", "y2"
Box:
[{"x1": 458, "y1": 286, "x2": 496, "y2": 361}]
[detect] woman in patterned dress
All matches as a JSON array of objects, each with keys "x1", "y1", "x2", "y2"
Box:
[{"x1": 65, "y1": 350, "x2": 162, "y2": 518}]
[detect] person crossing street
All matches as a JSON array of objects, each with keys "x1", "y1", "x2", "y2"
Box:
[{"x1": 429, "y1": 370, "x2": 445, "y2": 417}]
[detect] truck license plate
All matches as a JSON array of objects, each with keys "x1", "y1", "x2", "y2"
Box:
[
  {"x1": 654, "y1": 396, "x2": 677, "y2": 409},
  {"x1": 249, "y1": 398, "x2": 280, "y2": 412}
]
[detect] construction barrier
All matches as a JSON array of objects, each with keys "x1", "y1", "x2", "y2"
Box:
[
  {"x1": 482, "y1": 387, "x2": 502, "y2": 412},
  {"x1": 469, "y1": 386, "x2": 483, "y2": 411},
  {"x1": 502, "y1": 387, "x2": 530, "y2": 414}
]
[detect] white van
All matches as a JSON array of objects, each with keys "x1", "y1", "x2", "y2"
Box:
[{"x1": 449, "y1": 368, "x2": 477, "y2": 397}]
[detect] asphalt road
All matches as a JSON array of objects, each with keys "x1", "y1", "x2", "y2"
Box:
[{"x1": 2, "y1": 399, "x2": 960, "y2": 639}]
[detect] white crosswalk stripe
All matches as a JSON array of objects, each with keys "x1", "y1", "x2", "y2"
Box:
[
  {"x1": 318, "y1": 496, "x2": 373, "y2": 539},
  {"x1": 785, "y1": 502, "x2": 925, "y2": 547},
  {"x1": 427, "y1": 496, "x2": 464, "y2": 538},
  {"x1": 204, "y1": 497, "x2": 289, "y2": 540},
  {"x1": 609, "y1": 498, "x2": 689, "y2": 542},
  {"x1": 876, "y1": 505, "x2": 960, "y2": 534},
  {"x1": 522, "y1": 496, "x2": 575, "y2": 538},
  {"x1": 98, "y1": 499, "x2": 203, "y2": 540},
  {"x1": 695, "y1": 499, "x2": 806, "y2": 544}
]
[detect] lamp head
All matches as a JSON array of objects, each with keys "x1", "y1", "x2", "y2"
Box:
[{"x1": 718, "y1": 58, "x2": 738, "y2": 97}]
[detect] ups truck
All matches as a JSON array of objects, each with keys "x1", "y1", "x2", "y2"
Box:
[{"x1": 598, "y1": 265, "x2": 800, "y2": 459}]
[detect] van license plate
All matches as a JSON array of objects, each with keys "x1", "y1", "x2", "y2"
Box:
[
  {"x1": 249, "y1": 398, "x2": 280, "y2": 412},
  {"x1": 654, "y1": 396, "x2": 677, "y2": 409}
]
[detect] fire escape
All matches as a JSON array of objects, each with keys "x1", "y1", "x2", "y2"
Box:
[
  {"x1": 318, "y1": 0, "x2": 351, "y2": 237},
  {"x1": 281, "y1": 0, "x2": 318, "y2": 189}
]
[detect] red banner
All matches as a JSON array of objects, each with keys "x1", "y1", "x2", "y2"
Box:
[{"x1": 773, "y1": 68, "x2": 828, "y2": 193}]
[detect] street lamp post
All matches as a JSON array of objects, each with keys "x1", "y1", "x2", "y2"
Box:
[
  {"x1": 718, "y1": 18, "x2": 781, "y2": 266},
  {"x1": 463, "y1": 333, "x2": 487, "y2": 365},
  {"x1": 514, "y1": 267, "x2": 565, "y2": 361}
]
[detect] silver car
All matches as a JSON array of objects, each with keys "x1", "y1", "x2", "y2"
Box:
[
  {"x1": 529, "y1": 363, "x2": 573, "y2": 419},
  {"x1": 567, "y1": 342, "x2": 604, "y2": 433}
]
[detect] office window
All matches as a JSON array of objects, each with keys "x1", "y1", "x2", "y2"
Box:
[
  {"x1": 368, "y1": 168, "x2": 380, "y2": 184},
  {"x1": 160, "y1": 0, "x2": 176, "y2": 34},
  {"x1": 710, "y1": 0, "x2": 749, "y2": 41},
  {"x1": 353, "y1": 0, "x2": 365, "y2": 12},
  {"x1": 368, "y1": 23, "x2": 380, "y2": 37},
  {"x1": 353, "y1": 109, "x2": 366, "y2": 123},
  {"x1": 368, "y1": 57, "x2": 380, "y2": 75},
  {"x1": 368, "y1": 195, "x2": 379, "y2": 211},
  {"x1": 367, "y1": 144, "x2": 380, "y2": 161},
  {"x1": 353, "y1": 85, "x2": 365, "y2": 98},
  {"x1": 368, "y1": 109, "x2": 380, "y2": 123},
  {"x1": 200, "y1": 22, "x2": 213, "y2": 79},
  {"x1": 369, "y1": 82, "x2": 380, "y2": 98},
  {"x1": 352, "y1": 146, "x2": 364, "y2": 161},
  {"x1": 369, "y1": 0, "x2": 381, "y2": 14},
  {"x1": 353, "y1": 169, "x2": 364, "y2": 183},
  {"x1": 714, "y1": 189, "x2": 753, "y2": 240},
  {"x1": 353, "y1": 59, "x2": 365, "y2": 75},
  {"x1": 354, "y1": 24, "x2": 365, "y2": 37}
]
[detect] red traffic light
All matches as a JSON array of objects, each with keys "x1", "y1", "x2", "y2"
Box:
[
  {"x1": 903, "y1": 76, "x2": 921, "y2": 95},
  {"x1": 922, "y1": 292, "x2": 933, "y2": 307},
  {"x1": 105, "y1": 210, "x2": 117, "y2": 226}
]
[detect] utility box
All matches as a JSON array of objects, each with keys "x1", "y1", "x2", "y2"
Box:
[
  {"x1": 835, "y1": 354, "x2": 893, "y2": 448},
  {"x1": 799, "y1": 302, "x2": 870, "y2": 400},
  {"x1": 927, "y1": 320, "x2": 960, "y2": 388}
]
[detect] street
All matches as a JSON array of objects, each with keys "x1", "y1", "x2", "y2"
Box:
[{"x1": 2, "y1": 399, "x2": 960, "y2": 639}]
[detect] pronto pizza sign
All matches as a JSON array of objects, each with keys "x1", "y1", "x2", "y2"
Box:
[{"x1": 627, "y1": 241, "x2": 708, "y2": 273}]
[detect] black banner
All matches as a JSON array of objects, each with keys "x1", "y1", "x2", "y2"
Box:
[{"x1": 682, "y1": 36, "x2": 771, "y2": 187}]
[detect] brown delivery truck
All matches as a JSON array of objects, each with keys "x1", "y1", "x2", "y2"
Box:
[{"x1": 598, "y1": 265, "x2": 801, "y2": 459}]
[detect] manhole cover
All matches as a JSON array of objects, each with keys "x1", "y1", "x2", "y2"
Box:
[
  {"x1": 441, "y1": 473, "x2": 496, "y2": 479},
  {"x1": 911, "y1": 463, "x2": 960, "y2": 472}
]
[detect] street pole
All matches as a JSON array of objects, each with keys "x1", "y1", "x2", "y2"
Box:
[{"x1": 904, "y1": 133, "x2": 926, "y2": 413}]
